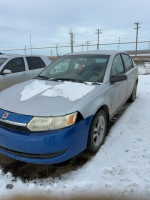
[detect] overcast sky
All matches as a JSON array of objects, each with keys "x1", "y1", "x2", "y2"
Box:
[{"x1": 0, "y1": 0, "x2": 150, "y2": 55}]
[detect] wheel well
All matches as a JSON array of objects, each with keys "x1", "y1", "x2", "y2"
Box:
[{"x1": 96, "y1": 105, "x2": 110, "y2": 124}]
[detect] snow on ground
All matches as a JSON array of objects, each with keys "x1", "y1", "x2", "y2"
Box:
[
  {"x1": 0, "y1": 75, "x2": 150, "y2": 200},
  {"x1": 130, "y1": 54, "x2": 150, "y2": 56},
  {"x1": 137, "y1": 62, "x2": 150, "y2": 75}
]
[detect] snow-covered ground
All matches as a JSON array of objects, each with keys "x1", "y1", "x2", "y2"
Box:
[
  {"x1": 137, "y1": 62, "x2": 150, "y2": 75},
  {"x1": 130, "y1": 54, "x2": 150, "y2": 56},
  {"x1": 0, "y1": 74, "x2": 150, "y2": 200}
]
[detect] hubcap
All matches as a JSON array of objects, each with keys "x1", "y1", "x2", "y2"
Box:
[{"x1": 93, "y1": 115, "x2": 105, "y2": 147}]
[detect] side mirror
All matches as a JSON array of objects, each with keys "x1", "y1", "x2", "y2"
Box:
[
  {"x1": 2, "y1": 69, "x2": 12, "y2": 75},
  {"x1": 110, "y1": 74, "x2": 127, "y2": 84}
]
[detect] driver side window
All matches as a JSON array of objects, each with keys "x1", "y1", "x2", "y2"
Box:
[
  {"x1": 111, "y1": 54, "x2": 124, "y2": 76},
  {"x1": 3, "y1": 57, "x2": 25, "y2": 73}
]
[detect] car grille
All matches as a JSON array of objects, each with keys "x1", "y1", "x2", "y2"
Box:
[
  {"x1": 0, "y1": 145, "x2": 67, "y2": 159},
  {"x1": 0, "y1": 120, "x2": 30, "y2": 133}
]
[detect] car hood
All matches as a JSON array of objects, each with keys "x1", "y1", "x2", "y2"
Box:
[{"x1": 0, "y1": 79, "x2": 98, "y2": 117}]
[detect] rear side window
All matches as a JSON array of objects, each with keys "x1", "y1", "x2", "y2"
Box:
[
  {"x1": 26, "y1": 57, "x2": 45, "y2": 70},
  {"x1": 3, "y1": 57, "x2": 25, "y2": 73},
  {"x1": 111, "y1": 54, "x2": 124, "y2": 76},
  {"x1": 121, "y1": 54, "x2": 133, "y2": 72},
  {"x1": 38, "y1": 57, "x2": 46, "y2": 68}
]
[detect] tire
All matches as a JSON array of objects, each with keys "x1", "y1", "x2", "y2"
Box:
[
  {"x1": 87, "y1": 109, "x2": 107, "y2": 153},
  {"x1": 128, "y1": 82, "x2": 137, "y2": 102}
]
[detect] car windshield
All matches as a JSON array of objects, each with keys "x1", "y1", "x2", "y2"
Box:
[
  {"x1": 38, "y1": 54, "x2": 110, "y2": 83},
  {"x1": 0, "y1": 58, "x2": 7, "y2": 66}
]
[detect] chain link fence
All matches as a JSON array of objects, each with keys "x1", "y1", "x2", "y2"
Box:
[{"x1": 0, "y1": 41, "x2": 150, "y2": 57}]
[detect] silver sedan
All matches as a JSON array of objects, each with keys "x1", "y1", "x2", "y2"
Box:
[{"x1": 0, "y1": 50, "x2": 138, "y2": 164}]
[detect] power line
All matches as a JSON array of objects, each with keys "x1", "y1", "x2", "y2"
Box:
[
  {"x1": 74, "y1": 30, "x2": 95, "y2": 35},
  {"x1": 122, "y1": 29, "x2": 134, "y2": 42},
  {"x1": 1, "y1": 40, "x2": 150, "y2": 52},
  {"x1": 74, "y1": 24, "x2": 134, "y2": 35}
]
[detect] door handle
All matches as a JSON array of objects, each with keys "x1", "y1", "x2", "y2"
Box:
[{"x1": 23, "y1": 73, "x2": 27, "y2": 76}]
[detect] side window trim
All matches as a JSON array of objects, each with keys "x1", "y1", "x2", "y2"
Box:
[
  {"x1": 110, "y1": 54, "x2": 125, "y2": 77},
  {"x1": 121, "y1": 53, "x2": 134, "y2": 72}
]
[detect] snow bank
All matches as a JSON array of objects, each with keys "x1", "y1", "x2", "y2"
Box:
[{"x1": 138, "y1": 62, "x2": 150, "y2": 75}]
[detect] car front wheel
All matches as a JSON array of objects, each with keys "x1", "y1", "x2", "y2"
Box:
[{"x1": 87, "y1": 109, "x2": 107, "y2": 153}]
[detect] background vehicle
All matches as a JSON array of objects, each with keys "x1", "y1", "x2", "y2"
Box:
[{"x1": 0, "y1": 54, "x2": 51, "y2": 91}]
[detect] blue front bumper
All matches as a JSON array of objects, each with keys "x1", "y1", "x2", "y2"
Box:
[{"x1": 0, "y1": 111, "x2": 93, "y2": 164}]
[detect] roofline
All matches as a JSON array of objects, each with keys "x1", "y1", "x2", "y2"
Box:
[{"x1": 66, "y1": 50, "x2": 128, "y2": 56}]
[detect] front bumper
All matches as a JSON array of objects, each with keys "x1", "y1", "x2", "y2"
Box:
[{"x1": 0, "y1": 112, "x2": 93, "y2": 164}]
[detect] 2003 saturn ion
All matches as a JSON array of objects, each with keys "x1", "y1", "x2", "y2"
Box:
[{"x1": 0, "y1": 50, "x2": 138, "y2": 164}]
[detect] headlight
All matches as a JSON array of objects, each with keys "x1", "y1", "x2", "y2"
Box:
[{"x1": 27, "y1": 112, "x2": 77, "y2": 132}]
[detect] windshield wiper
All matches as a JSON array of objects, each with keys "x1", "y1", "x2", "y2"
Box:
[
  {"x1": 91, "y1": 82, "x2": 102, "y2": 85},
  {"x1": 36, "y1": 75, "x2": 49, "y2": 80},
  {"x1": 47, "y1": 78, "x2": 62, "y2": 82},
  {"x1": 50, "y1": 78, "x2": 87, "y2": 83},
  {"x1": 36, "y1": 76, "x2": 101, "y2": 85}
]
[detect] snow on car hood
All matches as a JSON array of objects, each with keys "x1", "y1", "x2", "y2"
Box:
[
  {"x1": 0, "y1": 79, "x2": 96, "y2": 117},
  {"x1": 20, "y1": 80, "x2": 95, "y2": 102}
]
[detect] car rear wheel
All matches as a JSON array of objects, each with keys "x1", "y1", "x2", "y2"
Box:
[
  {"x1": 129, "y1": 82, "x2": 137, "y2": 102},
  {"x1": 87, "y1": 109, "x2": 107, "y2": 152}
]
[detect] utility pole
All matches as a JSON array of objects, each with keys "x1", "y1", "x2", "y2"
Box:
[
  {"x1": 69, "y1": 29, "x2": 75, "y2": 53},
  {"x1": 30, "y1": 34, "x2": 32, "y2": 55},
  {"x1": 95, "y1": 29, "x2": 102, "y2": 50},
  {"x1": 118, "y1": 37, "x2": 120, "y2": 51},
  {"x1": 56, "y1": 43, "x2": 58, "y2": 57},
  {"x1": 24, "y1": 46, "x2": 26, "y2": 54},
  {"x1": 134, "y1": 22, "x2": 141, "y2": 56},
  {"x1": 85, "y1": 41, "x2": 90, "y2": 51},
  {"x1": 51, "y1": 50, "x2": 52, "y2": 57},
  {"x1": 82, "y1": 44, "x2": 83, "y2": 51}
]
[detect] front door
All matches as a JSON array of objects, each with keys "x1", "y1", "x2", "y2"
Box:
[
  {"x1": 109, "y1": 54, "x2": 128, "y2": 116},
  {"x1": 0, "y1": 57, "x2": 29, "y2": 91}
]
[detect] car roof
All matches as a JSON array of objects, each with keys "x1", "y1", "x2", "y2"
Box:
[
  {"x1": 67, "y1": 50, "x2": 127, "y2": 56},
  {"x1": 0, "y1": 54, "x2": 18, "y2": 58},
  {"x1": 0, "y1": 54, "x2": 47, "y2": 58}
]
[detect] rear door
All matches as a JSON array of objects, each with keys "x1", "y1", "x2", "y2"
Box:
[
  {"x1": 0, "y1": 57, "x2": 29, "y2": 91},
  {"x1": 26, "y1": 57, "x2": 46, "y2": 78},
  {"x1": 121, "y1": 54, "x2": 136, "y2": 98}
]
